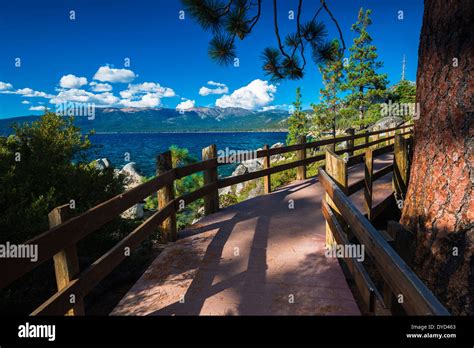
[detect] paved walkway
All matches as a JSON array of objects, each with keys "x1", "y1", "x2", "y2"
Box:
[{"x1": 111, "y1": 154, "x2": 394, "y2": 316}]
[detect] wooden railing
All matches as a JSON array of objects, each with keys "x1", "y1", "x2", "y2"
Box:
[
  {"x1": 320, "y1": 134, "x2": 449, "y2": 315},
  {"x1": 0, "y1": 124, "x2": 413, "y2": 315}
]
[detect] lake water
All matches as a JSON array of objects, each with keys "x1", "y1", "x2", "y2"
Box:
[{"x1": 88, "y1": 132, "x2": 288, "y2": 178}]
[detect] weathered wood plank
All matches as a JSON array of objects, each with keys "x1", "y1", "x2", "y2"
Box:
[
  {"x1": 48, "y1": 204, "x2": 84, "y2": 316},
  {"x1": 202, "y1": 145, "x2": 219, "y2": 215},
  {"x1": 296, "y1": 136, "x2": 307, "y2": 180},
  {"x1": 263, "y1": 144, "x2": 271, "y2": 194}
]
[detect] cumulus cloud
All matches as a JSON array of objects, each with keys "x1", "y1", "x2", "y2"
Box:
[
  {"x1": 89, "y1": 82, "x2": 112, "y2": 92},
  {"x1": 118, "y1": 82, "x2": 175, "y2": 107},
  {"x1": 176, "y1": 99, "x2": 195, "y2": 111},
  {"x1": 199, "y1": 81, "x2": 228, "y2": 96},
  {"x1": 59, "y1": 74, "x2": 88, "y2": 89},
  {"x1": 50, "y1": 88, "x2": 119, "y2": 106},
  {"x1": 16, "y1": 88, "x2": 54, "y2": 98},
  {"x1": 259, "y1": 104, "x2": 289, "y2": 112},
  {"x1": 119, "y1": 93, "x2": 161, "y2": 108},
  {"x1": 0, "y1": 81, "x2": 13, "y2": 91},
  {"x1": 29, "y1": 105, "x2": 47, "y2": 111},
  {"x1": 215, "y1": 79, "x2": 276, "y2": 110},
  {"x1": 93, "y1": 65, "x2": 136, "y2": 83},
  {"x1": 21, "y1": 100, "x2": 30, "y2": 104}
]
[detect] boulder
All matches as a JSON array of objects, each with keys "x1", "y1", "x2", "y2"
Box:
[
  {"x1": 270, "y1": 142, "x2": 285, "y2": 162},
  {"x1": 119, "y1": 162, "x2": 144, "y2": 190},
  {"x1": 117, "y1": 162, "x2": 146, "y2": 219},
  {"x1": 370, "y1": 116, "x2": 404, "y2": 131},
  {"x1": 121, "y1": 202, "x2": 145, "y2": 220},
  {"x1": 93, "y1": 158, "x2": 111, "y2": 171}
]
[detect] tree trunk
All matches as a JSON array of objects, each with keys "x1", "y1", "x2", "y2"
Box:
[{"x1": 400, "y1": 0, "x2": 473, "y2": 315}]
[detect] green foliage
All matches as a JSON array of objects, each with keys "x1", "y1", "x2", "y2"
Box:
[
  {"x1": 0, "y1": 112, "x2": 124, "y2": 244},
  {"x1": 391, "y1": 80, "x2": 416, "y2": 104},
  {"x1": 286, "y1": 87, "x2": 309, "y2": 145},
  {"x1": 342, "y1": 8, "x2": 388, "y2": 124},
  {"x1": 0, "y1": 112, "x2": 138, "y2": 315},
  {"x1": 310, "y1": 40, "x2": 345, "y2": 137},
  {"x1": 182, "y1": 0, "x2": 344, "y2": 81}
]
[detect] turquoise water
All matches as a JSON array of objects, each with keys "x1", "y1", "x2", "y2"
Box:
[{"x1": 87, "y1": 132, "x2": 288, "y2": 178}]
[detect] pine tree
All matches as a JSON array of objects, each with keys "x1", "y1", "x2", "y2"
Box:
[
  {"x1": 286, "y1": 87, "x2": 308, "y2": 145},
  {"x1": 311, "y1": 40, "x2": 344, "y2": 138},
  {"x1": 342, "y1": 8, "x2": 387, "y2": 127}
]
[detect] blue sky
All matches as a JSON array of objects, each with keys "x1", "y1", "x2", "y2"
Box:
[{"x1": 0, "y1": 0, "x2": 423, "y2": 119}]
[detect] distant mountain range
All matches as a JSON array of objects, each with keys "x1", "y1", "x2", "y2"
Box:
[{"x1": 0, "y1": 107, "x2": 292, "y2": 134}]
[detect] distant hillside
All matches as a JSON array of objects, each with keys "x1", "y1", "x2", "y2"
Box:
[{"x1": 0, "y1": 107, "x2": 291, "y2": 134}]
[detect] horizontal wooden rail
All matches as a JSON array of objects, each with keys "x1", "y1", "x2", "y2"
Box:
[
  {"x1": 217, "y1": 125, "x2": 412, "y2": 163},
  {"x1": 217, "y1": 154, "x2": 324, "y2": 188},
  {"x1": 322, "y1": 200, "x2": 389, "y2": 315},
  {"x1": 318, "y1": 169, "x2": 449, "y2": 315}
]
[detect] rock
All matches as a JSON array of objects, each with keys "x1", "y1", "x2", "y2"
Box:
[
  {"x1": 93, "y1": 158, "x2": 111, "y2": 171},
  {"x1": 232, "y1": 164, "x2": 248, "y2": 176},
  {"x1": 121, "y1": 202, "x2": 145, "y2": 219},
  {"x1": 247, "y1": 180, "x2": 264, "y2": 199},
  {"x1": 270, "y1": 142, "x2": 285, "y2": 162},
  {"x1": 241, "y1": 158, "x2": 263, "y2": 172},
  {"x1": 370, "y1": 116, "x2": 404, "y2": 131},
  {"x1": 119, "y1": 162, "x2": 144, "y2": 190},
  {"x1": 191, "y1": 206, "x2": 205, "y2": 224}
]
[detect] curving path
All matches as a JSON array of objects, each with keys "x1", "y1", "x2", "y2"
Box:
[{"x1": 111, "y1": 154, "x2": 394, "y2": 316}]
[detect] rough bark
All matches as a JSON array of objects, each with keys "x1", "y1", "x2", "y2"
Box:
[{"x1": 400, "y1": 0, "x2": 473, "y2": 315}]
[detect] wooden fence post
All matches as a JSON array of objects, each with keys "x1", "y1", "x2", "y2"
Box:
[
  {"x1": 324, "y1": 149, "x2": 348, "y2": 246},
  {"x1": 394, "y1": 134, "x2": 409, "y2": 197},
  {"x1": 346, "y1": 128, "x2": 355, "y2": 157},
  {"x1": 365, "y1": 130, "x2": 369, "y2": 146},
  {"x1": 263, "y1": 144, "x2": 271, "y2": 194},
  {"x1": 48, "y1": 204, "x2": 85, "y2": 316},
  {"x1": 296, "y1": 136, "x2": 307, "y2": 180},
  {"x1": 364, "y1": 147, "x2": 374, "y2": 221},
  {"x1": 157, "y1": 151, "x2": 177, "y2": 242},
  {"x1": 202, "y1": 144, "x2": 219, "y2": 215}
]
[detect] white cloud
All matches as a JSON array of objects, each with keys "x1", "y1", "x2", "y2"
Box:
[
  {"x1": 199, "y1": 81, "x2": 229, "y2": 96},
  {"x1": 0, "y1": 81, "x2": 13, "y2": 91},
  {"x1": 29, "y1": 105, "x2": 47, "y2": 111},
  {"x1": 119, "y1": 93, "x2": 161, "y2": 108},
  {"x1": 15, "y1": 88, "x2": 54, "y2": 98},
  {"x1": 215, "y1": 79, "x2": 277, "y2": 110},
  {"x1": 260, "y1": 104, "x2": 289, "y2": 112},
  {"x1": 93, "y1": 65, "x2": 136, "y2": 83},
  {"x1": 118, "y1": 82, "x2": 175, "y2": 107},
  {"x1": 208, "y1": 81, "x2": 226, "y2": 87},
  {"x1": 59, "y1": 74, "x2": 88, "y2": 89},
  {"x1": 119, "y1": 82, "x2": 175, "y2": 99},
  {"x1": 176, "y1": 99, "x2": 195, "y2": 111},
  {"x1": 89, "y1": 82, "x2": 112, "y2": 92},
  {"x1": 50, "y1": 88, "x2": 119, "y2": 106},
  {"x1": 21, "y1": 100, "x2": 30, "y2": 104}
]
